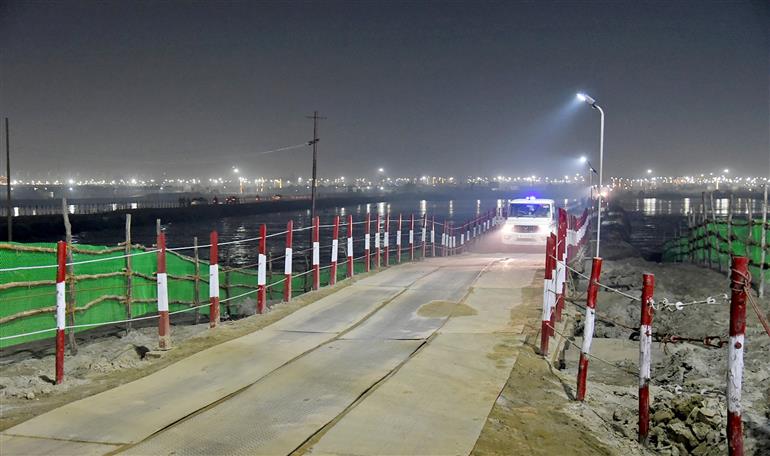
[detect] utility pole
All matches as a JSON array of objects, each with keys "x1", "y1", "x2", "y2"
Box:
[
  {"x1": 5, "y1": 118, "x2": 11, "y2": 242},
  {"x1": 306, "y1": 111, "x2": 326, "y2": 222}
]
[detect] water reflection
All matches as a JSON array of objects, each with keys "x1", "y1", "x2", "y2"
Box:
[{"x1": 625, "y1": 197, "x2": 764, "y2": 217}]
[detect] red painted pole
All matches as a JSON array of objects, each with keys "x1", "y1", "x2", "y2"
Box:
[
  {"x1": 330, "y1": 216, "x2": 339, "y2": 285},
  {"x1": 431, "y1": 216, "x2": 436, "y2": 257},
  {"x1": 55, "y1": 241, "x2": 66, "y2": 384},
  {"x1": 728, "y1": 256, "x2": 749, "y2": 456},
  {"x1": 346, "y1": 215, "x2": 354, "y2": 278},
  {"x1": 540, "y1": 235, "x2": 554, "y2": 357},
  {"x1": 364, "y1": 213, "x2": 371, "y2": 272},
  {"x1": 421, "y1": 213, "x2": 427, "y2": 259},
  {"x1": 409, "y1": 214, "x2": 415, "y2": 261},
  {"x1": 639, "y1": 273, "x2": 655, "y2": 446},
  {"x1": 548, "y1": 233, "x2": 557, "y2": 337},
  {"x1": 284, "y1": 221, "x2": 293, "y2": 302},
  {"x1": 257, "y1": 224, "x2": 267, "y2": 314},
  {"x1": 209, "y1": 231, "x2": 220, "y2": 327},
  {"x1": 312, "y1": 216, "x2": 320, "y2": 290},
  {"x1": 576, "y1": 257, "x2": 603, "y2": 401},
  {"x1": 157, "y1": 232, "x2": 171, "y2": 350},
  {"x1": 375, "y1": 214, "x2": 381, "y2": 268},
  {"x1": 396, "y1": 213, "x2": 402, "y2": 263},
  {"x1": 384, "y1": 212, "x2": 390, "y2": 266},
  {"x1": 556, "y1": 208, "x2": 567, "y2": 322}
]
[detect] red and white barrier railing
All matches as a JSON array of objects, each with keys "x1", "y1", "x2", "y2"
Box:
[{"x1": 4, "y1": 206, "x2": 503, "y2": 385}]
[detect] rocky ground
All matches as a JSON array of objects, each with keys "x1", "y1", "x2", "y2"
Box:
[{"x1": 560, "y1": 216, "x2": 770, "y2": 456}]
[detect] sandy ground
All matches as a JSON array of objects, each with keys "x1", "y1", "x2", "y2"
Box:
[
  {"x1": 558, "y1": 239, "x2": 770, "y2": 456},
  {"x1": 0, "y1": 281, "x2": 359, "y2": 430}
]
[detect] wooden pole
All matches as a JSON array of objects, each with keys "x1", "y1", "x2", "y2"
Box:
[
  {"x1": 709, "y1": 192, "x2": 720, "y2": 272},
  {"x1": 193, "y1": 236, "x2": 201, "y2": 324},
  {"x1": 760, "y1": 185, "x2": 768, "y2": 297},
  {"x1": 62, "y1": 198, "x2": 77, "y2": 354},
  {"x1": 125, "y1": 214, "x2": 133, "y2": 333},
  {"x1": 727, "y1": 195, "x2": 734, "y2": 265}
]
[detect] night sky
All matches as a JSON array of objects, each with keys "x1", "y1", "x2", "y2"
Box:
[{"x1": 1, "y1": 1, "x2": 768, "y2": 180}]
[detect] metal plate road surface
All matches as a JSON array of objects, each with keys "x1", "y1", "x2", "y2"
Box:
[
  {"x1": 122, "y1": 339, "x2": 423, "y2": 456},
  {"x1": 3, "y1": 253, "x2": 543, "y2": 456}
]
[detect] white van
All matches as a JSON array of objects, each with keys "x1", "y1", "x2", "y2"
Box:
[{"x1": 501, "y1": 197, "x2": 555, "y2": 245}]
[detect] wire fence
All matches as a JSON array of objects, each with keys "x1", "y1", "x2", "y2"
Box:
[{"x1": 0, "y1": 208, "x2": 502, "y2": 348}]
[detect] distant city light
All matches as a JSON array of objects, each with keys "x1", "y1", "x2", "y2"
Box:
[
  {"x1": 378, "y1": 168, "x2": 384, "y2": 173},
  {"x1": 723, "y1": 169, "x2": 729, "y2": 174},
  {"x1": 646, "y1": 169, "x2": 652, "y2": 174}
]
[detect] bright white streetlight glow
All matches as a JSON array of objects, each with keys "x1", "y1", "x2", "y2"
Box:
[
  {"x1": 378, "y1": 168, "x2": 384, "y2": 173},
  {"x1": 576, "y1": 93, "x2": 596, "y2": 105},
  {"x1": 647, "y1": 169, "x2": 652, "y2": 174},
  {"x1": 233, "y1": 167, "x2": 239, "y2": 174},
  {"x1": 579, "y1": 156, "x2": 587, "y2": 163},
  {"x1": 723, "y1": 169, "x2": 729, "y2": 173}
]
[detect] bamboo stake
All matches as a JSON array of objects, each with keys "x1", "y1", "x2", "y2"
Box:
[
  {"x1": 223, "y1": 249, "x2": 232, "y2": 317},
  {"x1": 193, "y1": 236, "x2": 200, "y2": 324},
  {"x1": 125, "y1": 214, "x2": 133, "y2": 333},
  {"x1": 62, "y1": 198, "x2": 78, "y2": 354},
  {"x1": 709, "y1": 192, "x2": 719, "y2": 272},
  {"x1": 760, "y1": 185, "x2": 768, "y2": 297},
  {"x1": 727, "y1": 195, "x2": 734, "y2": 262}
]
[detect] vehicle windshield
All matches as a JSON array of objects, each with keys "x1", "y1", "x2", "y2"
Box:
[{"x1": 509, "y1": 203, "x2": 551, "y2": 218}]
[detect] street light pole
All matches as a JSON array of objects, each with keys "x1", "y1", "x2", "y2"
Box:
[
  {"x1": 4, "y1": 118, "x2": 11, "y2": 242},
  {"x1": 577, "y1": 93, "x2": 605, "y2": 257}
]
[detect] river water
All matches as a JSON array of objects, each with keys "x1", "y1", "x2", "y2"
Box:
[{"x1": 74, "y1": 197, "x2": 514, "y2": 266}]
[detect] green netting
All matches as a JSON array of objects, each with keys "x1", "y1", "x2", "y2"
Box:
[
  {"x1": 0, "y1": 242, "x2": 427, "y2": 349},
  {"x1": 662, "y1": 219, "x2": 769, "y2": 288}
]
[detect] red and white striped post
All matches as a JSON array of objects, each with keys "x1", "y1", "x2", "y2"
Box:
[
  {"x1": 284, "y1": 221, "x2": 293, "y2": 302},
  {"x1": 346, "y1": 215, "x2": 354, "y2": 278},
  {"x1": 556, "y1": 208, "x2": 567, "y2": 322},
  {"x1": 374, "y1": 214, "x2": 381, "y2": 268},
  {"x1": 209, "y1": 231, "x2": 220, "y2": 327},
  {"x1": 312, "y1": 216, "x2": 320, "y2": 290},
  {"x1": 409, "y1": 214, "x2": 415, "y2": 261},
  {"x1": 548, "y1": 232, "x2": 557, "y2": 337},
  {"x1": 257, "y1": 223, "x2": 267, "y2": 314},
  {"x1": 421, "y1": 214, "x2": 427, "y2": 259},
  {"x1": 364, "y1": 213, "x2": 371, "y2": 272},
  {"x1": 55, "y1": 241, "x2": 66, "y2": 384},
  {"x1": 540, "y1": 235, "x2": 555, "y2": 356},
  {"x1": 728, "y1": 256, "x2": 749, "y2": 456},
  {"x1": 638, "y1": 273, "x2": 655, "y2": 446},
  {"x1": 384, "y1": 212, "x2": 390, "y2": 266},
  {"x1": 577, "y1": 257, "x2": 603, "y2": 401},
  {"x1": 396, "y1": 213, "x2": 402, "y2": 263},
  {"x1": 157, "y1": 232, "x2": 171, "y2": 350},
  {"x1": 430, "y1": 216, "x2": 436, "y2": 257},
  {"x1": 330, "y1": 216, "x2": 339, "y2": 285}
]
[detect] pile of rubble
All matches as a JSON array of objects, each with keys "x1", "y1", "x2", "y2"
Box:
[{"x1": 649, "y1": 394, "x2": 727, "y2": 456}]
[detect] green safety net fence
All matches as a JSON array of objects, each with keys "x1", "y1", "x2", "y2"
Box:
[
  {"x1": 0, "y1": 242, "x2": 426, "y2": 349},
  {"x1": 661, "y1": 219, "x2": 769, "y2": 288}
]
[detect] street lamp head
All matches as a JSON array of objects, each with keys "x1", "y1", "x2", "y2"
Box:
[
  {"x1": 576, "y1": 93, "x2": 596, "y2": 105},
  {"x1": 579, "y1": 156, "x2": 587, "y2": 163}
]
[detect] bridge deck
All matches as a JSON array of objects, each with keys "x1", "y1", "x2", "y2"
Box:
[{"x1": 1, "y1": 253, "x2": 541, "y2": 456}]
